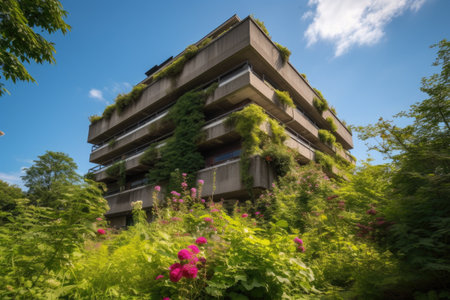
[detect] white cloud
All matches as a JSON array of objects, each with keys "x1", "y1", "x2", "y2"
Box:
[
  {"x1": 88, "y1": 88, "x2": 105, "y2": 102},
  {"x1": 303, "y1": 0, "x2": 427, "y2": 56},
  {"x1": 0, "y1": 168, "x2": 26, "y2": 189}
]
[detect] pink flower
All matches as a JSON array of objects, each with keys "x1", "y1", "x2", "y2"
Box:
[
  {"x1": 169, "y1": 267, "x2": 183, "y2": 282},
  {"x1": 182, "y1": 173, "x2": 187, "y2": 177},
  {"x1": 294, "y1": 237, "x2": 303, "y2": 245},
  {"x1": 188, "y1": 244, "x2": 200, "y2": 254},
  {"x1": 297, "y1": 245, "x2": 306, "y2": 253},
  {"x1": 189, "y1": 209, "x2": 193, "y2": 212},
  {"x1": 211, "y1": 208, "x2": 219, "y2": 213},
  {"x1": 199, "y1": 257, "x2": 207, "y2": 264},
  {"x1": 155, "y1": 275, "x2": 164, "y2": 280},
  {"x1": 97, "y1": 229, "x2": 106, "y2": 235},
  {"x1": 171, "y1": 191, "x2": 178, "y2": 195},
  {"x1": 195, "y1": 237, "x2": 207, "y2": 245},
  {"x1": 163, "y1": 298, "x2": 170, "y2": 300},
  {"x1": 179, "y1": 199, "x2": 184, "y2": 203},
  {"x1": 173, "y1": 198, "x2": 177, "y2": 202},
  {"x1": 96, "y1": 217, "x2": 103, "y2": 221},
  {"x1": 201, "y1": 199, "x2": 206, "y2": 203},
  {"x1": 189, "y1": 256, "x2": 199, "y2": 265},
  {"x1": 178, "y1": 249, "x2": 192, "y2": 261},
  {"x1": 181, "y1": 182, "x2": 188, "y2": 188},
  {"x1": 182, "y1": 264, "x2": 198, "y2": 279},
  {"x1": 255, "y1": 211, "x2": 260, "y2": 215},
  {"x1": 241, "y1": 213, "x2": 248, "y2": 218},
  {"x1": 198, "y1": 179, "x2": 204, "y2": 185},
  {"x1": 169, "y1": 263, "x2": 182, "y2": 271},
  {"x1": 154, "y1": 185, "x2": 161, "y2": 192},
  {"x1": 191, "y1": 187, "x2": 197, "y2": 197},
  {"x1": 171, "y1": 217, "x2": 181, "y2": 222},
  {"x1": 366, "y1": 208, "x2": 377, "y2": 215},
  {"x1": 204, "y1": 217, "x2": 213, "y2": 223}
]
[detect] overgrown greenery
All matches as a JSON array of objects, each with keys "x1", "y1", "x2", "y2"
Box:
[
  {"x1": 318, "y1": 129, "x2": 336, "y2": 146},
  {"x1": 147, "y1": 83, "x2": 218, "y2": 187},
  {"x1": 325, "y1": 116, "x2": 337, "y2": 132},
  {"x1": 313, "y1": 88, "x2": 329, "y2": 114},
  {"x1": 274, "y1": 42, "x2": 291, "y2": 63},
  {"x1": 274, "y1": 89, "x2": 295, "y2": 108},
  {"x1": 139, "y1": 144, "x2": 159, "y2": 166}
]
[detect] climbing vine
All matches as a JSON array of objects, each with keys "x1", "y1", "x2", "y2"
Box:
[
  {"x1": 274, "y1": 89, "x2": 295, "y2": 108},
  {"x1": 326, "y1": 116, "x2": 337, "y2": 132},
  {"x1": 147, "y1": 83, "x2": 218, "y2": 187},
  {"x1": 318, "y1": 129, "x2": 337, "y2": 146},
  {"x1": 226, "y1": 104, "x2": 294, "y2": 198}
]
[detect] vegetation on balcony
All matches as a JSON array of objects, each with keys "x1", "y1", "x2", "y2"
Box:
[
  {"x1": 108, "y1": 138, "x2": 116, "y2": 148},
  {"x1": 326, "y1": 116, "x2": 337, "y2": 132},
  {"x1": 105, "y1": 160, "x2": 126, "y2": 190},
  {"x1": 314, "y1": 150, "x2": 334, "y2": 171},
  {"x1": 147, "y1": 83, "x2": 218, "y2": 188},
  {"x1": 139, "y1": 144, "x2": 159, "y2": 166},
  {"x1": 89, "y1": 84, "x2": 147, "y2": 124},
  {"x1": 312, "y1": 88, "x2": 329, "y2": 114},
  {"x1": 318, "y1": 129, "x2": 336, "y2": 146},
  {"x1": 274, "y1": 89, "x2": 295, "y2": 108}
]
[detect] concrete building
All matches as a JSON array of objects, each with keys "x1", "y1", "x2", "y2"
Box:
[{"x1": 87, "y1": 15, "x2": 354, "y2": 227}]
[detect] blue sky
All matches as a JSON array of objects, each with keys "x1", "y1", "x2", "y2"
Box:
[{"x1": 1, "y1": 0, "x2": 449, "y2": 188}]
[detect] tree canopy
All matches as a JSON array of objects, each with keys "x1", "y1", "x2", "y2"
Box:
[{"x1": 0, "y1": 0, "x2": 70, "y2": 96}]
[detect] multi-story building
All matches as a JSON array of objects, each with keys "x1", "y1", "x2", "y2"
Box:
[{"x1": 87, "y1": 15, "x2": 354, "y2": 227}]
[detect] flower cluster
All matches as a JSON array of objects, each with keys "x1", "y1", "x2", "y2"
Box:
[
  {"x1": 294, "y1": 237, "x2": 305, "y2": 252},
  {"x1": 167, "y1": 237, "x2": 208, "y2": 283}
]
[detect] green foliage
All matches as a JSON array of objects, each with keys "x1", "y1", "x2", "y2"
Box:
[
  {"x1": 318, "y1": 129, "x2": 336, "y2": 146},
  {"x1": 147, "y1": 84, "x2": 217, "y2": 186},
  {"x1": 262, "y1": 144, "x2": 294, "y2": 178},
  {"x1": 314, "y1": 150, "x2": 334, "y2": 171},
  {"x1": 355, "y1": 39, "x2": 450, "y2": 294},
  {"x1": 0, "y1": 180, "x2": 23, "y2": 222},
  {"x1": 312, "y1": 88, "x2": 329, "y2": 114},
  {"x1": 329, "y1": 106, "x2": 337, "y2": 115},
  {"x1": 108, "y1": 138, "x2": 116, "y2": 148},
  {"x1": 22, "y1": 151, "x2": 79, "y2": 207},
  {"x1": 106, "y1": 160, "x2": 126, "y2": 189},
  {"x1": 0, "y1": 0, "x2": 70, "y2": 96},
  {"x1": 274, "y1": 89, "x2": 294, "y2": 108},
  {"x1": 274, "y1": 42, "x2": 291, "y2": 63},
  {"x1": 89, "y1": 115, "x2": 102, "y2": 124},
  {"x1": 301, "y1": 73, "x2": 308, "y2": 81},
  {"x1": 0, "y1": 157, "x2": 108, "y2": 298},
  {"x1": 325, "y1": 116, "x2": 337, "y2": 132},
  {"x1": 252, "y1": 16, "x2": 270, "y2": 37},
  {"x1": 139, "y1": 144, "x2": 159, "y2": 166},
  {"x1": 341, "y1": 119, "x2": 352, "y2": 134},
  {"x1": 102, "y1": 103, "x2": 116, "y2": 119},
  {"x1": 115, "y1": 84, "x2": 147, "y2": 113}
]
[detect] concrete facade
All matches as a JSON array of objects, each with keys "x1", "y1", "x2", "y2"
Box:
[{"x1": 87, "y1": 15, "x2": 354, "y2": 227}]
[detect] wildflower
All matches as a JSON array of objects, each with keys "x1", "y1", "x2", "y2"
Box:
[
  {"x1": 169, "y1": 263, "x2": 182, "y2": 271},
  {"x1": 201, "y1": 199, "x2": 205, "y2": 203},
  {"x1": 154, "y1": 185, "x2": 161, "y2": 192},
  {"x1": 178, "y1": 249, "x2": 192, "y2": 261},
  {"x1": 189, "y1": 209, "x2": 193, "y2": 212},
  {"x1": 182, "y1": 173, "x2": 187, "y2": 177},
  {"x1": 265, "y1": 155, "x2": 272, "y2": 161},
  {"x1": 163, "y1": 298, "x2": 170, "y2": 300},
  {"x1": 169, "y1": 267, "x2": 183, "y2": 282},
  {"x1": 191, "y1": 187, "x2": 197, "y2": 197},
  {"x1": 96, "y1": 217, "x2": 103, "y2": 221},
  {"x1": 204, "y1": 217, "x2": 213, "y2": 223},
  {"x1": 171, "y1": 191, "x2": 178, "y2": 195},
  {"x1": 198, "y1": 179, "x2": 204, "y2": 185},
  {"x1": 199, "y1": 257, "x2": 207, "y2": 264},
  {"x1": 195, "y1": 237, "x2": 207, "y2": 245},
  {"x1": 155, "y1": 275, "x2": 164, "y2": 280},
  {"x1": 179, "y1": 199, "x2": 184, "y2": 203},
  {"x1": 241, "y1": 213, "x2": 248, "y2": 218},
  {"x1": 171, "y1": 217, "x2": 181, "y2": 222},
  {"x1": 173, "y1": 198, "x2": 177, "y2": 202},
  {"x1": 327, "y1": 195, "x2": 338, "y2": 201},
  {"x1": 188, "y1": 244, "x2": 200, "y2": 254},
  {"x1": 255, "y1": 211, "x2": 260, "y2": 215},
  {"x1": 294, "y1": 237, "x2": 303, "y2": 245},
  {"x1": 297, "y1": 245, "x2": 306, "y2": 252},
  {"x1": 211, "y1": 208, "x2": 219, "y2": 213},
  {"x1": 181, "y1": 182, "x2": 188, "y2": 188},
  {"x1": 97, "y1": 229, "x2": 106, "y2": 235},
  {"x1": 182, "y1": 264, "x2": 198, "y2": 279}
]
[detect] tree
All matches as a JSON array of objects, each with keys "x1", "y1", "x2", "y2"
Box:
[
  {"x1": 22, "y1": 151, "x2": 79, "y2": 207},
  {"x1": 357, "y1": 40, "x2": 450, "y2": 294},
  {"x1": 0, "y1": 0, "x2": 70, "y2": 96}
]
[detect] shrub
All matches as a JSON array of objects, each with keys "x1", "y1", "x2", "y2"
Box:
[
  {"x1": 252, "y1": 16, "x2": 270, "y2": 37},
  {"x1": 139, "y1": 144, "x2": 159, "y2": 166},
  {"x1": 106, "y1": 160, "x2": 126, "y2": 189},
  {"x1": 108, "y1": 138, "x2": 116, "y2": 148},
  {"x1": 102, "y1": 103, "x2": 117, "y2": 119},
  {"x1": 329, "y1": 105, "x2": 337, "y2": 115},
  {"x1": 326, "y1": 116, "x2": 338, "y2": 132},
  {"x1": 318, "y1": 129, "x2": 336, "y2": 146},
  {"x1": 315, "y1": 150, "x2": 334, "y2": 171},
  {"x1": 262, "y1": 143, "x2": 294, "y2": 178},
  {"x1": 89, "y1": 115, "x2": 102, "y2": 124},
  {"x1": 312, "y1": 88, "x2": 329, "y2": 114},
  {"x1": 274, "y1": 42, "x2": 291, "y2": 63},
  {"x1": 301, "y1": 73, "x2": 308, "y2": 81},
  {"x1": 274, "y1": 89, "x2": 294, "y2": 108},
  {"x1": 115, "y1": 84, "x2": 147, "y2": 113}
]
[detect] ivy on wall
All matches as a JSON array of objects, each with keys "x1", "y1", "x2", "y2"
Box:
[{"x1": 146, "y1": 83, "x2": 218, "y2": 188}]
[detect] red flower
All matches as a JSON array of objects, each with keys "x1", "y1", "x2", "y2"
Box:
[
  {"x1": 195, "y1": 237, "x2": 207, "y2": 245},
  {"x1": 169, "y1": 267, "x2": 183, "y2": 282},
  {"x1": 178, "y1": 249, "x2": 192, "y2": 261},
  {"x1": 97, "y1": 229, "x2": 106, "y2": 235}
]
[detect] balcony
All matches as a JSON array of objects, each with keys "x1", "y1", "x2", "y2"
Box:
[
  {"x1": 88, "y1": 17, "x2": 352, "y2": 150},
  {"x1": 104, "y1": 185, "x2": 154, "y2": 216}
]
